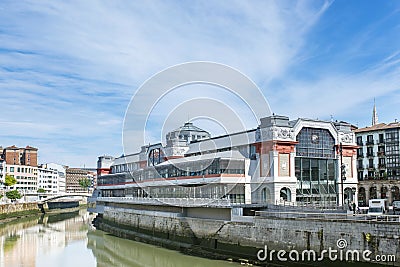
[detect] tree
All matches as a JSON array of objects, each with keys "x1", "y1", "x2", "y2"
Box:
[
  {"x1": 79, "y1": 178, "x2": 91, "y2": 193},
  {"x1": 4, "y1": 174, "x2": 17, "y2": 187},
  {"x1": 6, "y1": 190, "x2": 22, "y2": 201},
  {"x1": 37, "y1": 188, "x2": 46, "y2": 193}
]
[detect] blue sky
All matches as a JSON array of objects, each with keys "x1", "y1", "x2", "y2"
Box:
[{"x1": 0, "y1": 0, "x2": 399, "y2": 167}]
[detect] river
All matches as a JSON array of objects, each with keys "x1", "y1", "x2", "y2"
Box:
[{"x1": 0, "y1": 209, "x2": 240, "y2": 267}]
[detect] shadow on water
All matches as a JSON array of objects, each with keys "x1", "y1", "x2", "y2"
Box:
[
  {"x1": 86, "y1": 230, "x2": 387, "y2": 267},
  {"x1": 38, "y1": 210, "x2": 80, "y2": 224},
  {"x1": 86, "y1": 230, "x2": 241, "y2": 267}
]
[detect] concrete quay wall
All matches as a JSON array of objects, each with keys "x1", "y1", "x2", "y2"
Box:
[
  {"x1": 97, "y1": 204, "x2": 400, "y2": 265},
  {"x1": 0, "y1": 202, "x2": 39, "y2": 214}
]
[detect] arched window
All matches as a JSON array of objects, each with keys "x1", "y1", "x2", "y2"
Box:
[
  {"x1": 280, "y1": 187, "x2": 291, "y2": 202},
  {"x1": 296, "y1": 128, "x2": 335, "y2": 158}
]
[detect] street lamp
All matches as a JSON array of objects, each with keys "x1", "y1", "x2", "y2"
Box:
[{"x1": 340, "y1": 143, "x2": 347, "y2": 208}]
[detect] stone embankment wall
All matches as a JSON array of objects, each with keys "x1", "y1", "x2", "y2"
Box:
[
  {"x1": 97, "y1": 204, "x2": 400, "y2": 265},
  {"x1": 0, "y1": 202, "x2": 39, "y2": 215}
]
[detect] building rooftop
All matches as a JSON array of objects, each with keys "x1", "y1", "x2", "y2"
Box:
[
  {"x1": 354, "y1": 122, "x2": 400, "y2": 133},
  {"x1": 172, "y1": 122, "x2": 209, "y2": 133},
  {"x1": 25, "y1": 145, "x2": 38, "y2": 150},
  {"x1": 3, "y1": 145, "x2": 38, "y2": 150},
  {"x1": 5, "y1": 145, "x2": 19, "y2": 150}
]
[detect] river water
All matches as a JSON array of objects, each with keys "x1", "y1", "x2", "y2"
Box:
[{"x1": 0, "y1": 209, "x2": 240, "y2": 267}]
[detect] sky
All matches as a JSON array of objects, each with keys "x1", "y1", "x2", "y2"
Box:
[{"x1": 0, "y1": 0, "x2": 399, "y2": 167}]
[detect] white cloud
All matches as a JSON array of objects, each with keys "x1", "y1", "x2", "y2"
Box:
[{"x1": 1, "y1": 0, "x2": 399, "y2": 166}]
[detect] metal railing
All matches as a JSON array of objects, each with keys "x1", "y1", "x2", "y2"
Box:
[
  {"x1": 97, "y1": 196, "x2": 232, "y2": 207},
  {"x1": 255, "y1": 210, "x2": 400, "y2": 222}
]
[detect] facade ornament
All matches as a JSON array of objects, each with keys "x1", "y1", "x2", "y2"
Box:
[
  {"x1": 340, "y1": 133, "x2": 354, "y2": 144},
  {"x1": 258, "y1": 127, "x2": 295, "y2": 141},
  {"x1": 274, "y1": 127, "x2": 295, "y2": 140}
]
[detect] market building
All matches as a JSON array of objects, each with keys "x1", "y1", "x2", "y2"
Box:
[{"x1": 98, "y1": 114, "x2": 358, "y2": 207}]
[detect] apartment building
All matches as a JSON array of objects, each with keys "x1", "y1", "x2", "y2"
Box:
[{"x1": 355, "y1": 104, "x2": 400, "y2": 206}]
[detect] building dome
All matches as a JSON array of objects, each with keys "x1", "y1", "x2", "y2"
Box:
[{"x1": 166, "y1": 122, "x2": 211, "y2": 146}]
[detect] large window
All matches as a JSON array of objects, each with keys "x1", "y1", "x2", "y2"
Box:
[
  {"x1": 296, "y1": 128, "x2": 335, "y2": 158},
  {"x1": 386, "y1": 130, "x2": 399, "y2": 143},
  {"x1": 295, "y1": 128, "x2": 337, "y2": 206},
  {"x1": 369, "y1": 159, "x2": 374, "y2": 169},
  {"x1": 367, "y1": 147, "x2": 374, "y2": 157},
  {"x1": 385, "y1": 129, "x2": 400, "y2": 180},
  {"x1": 295, "y1": 158, "x2": 337, "y2": 205},
  {"x1": 379, "y1": 134, "x2": 384, "y2": 144},
  {"x1": 356, "y1": 136, "x2": 363, "y2": 146},
  {"x1": 367, "y1": 135, "x2": 374, "y2": 145}
]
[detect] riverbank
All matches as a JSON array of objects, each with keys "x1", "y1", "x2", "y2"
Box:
[
  {"x1": 1, "y1": 209, "x2": 239, "y2": 267},
  {"x1": 94, "y1": 203, "x2": 400, "y2": 266},
  {"x1": 0, "y1": 202, "x2": 41, "y2": 222},
  {"x1": 0, "y1": 202, "x2": 88, "y2": 223}
]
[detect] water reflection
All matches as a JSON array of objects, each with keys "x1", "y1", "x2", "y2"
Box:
[
  {"x1": 0, "y1": 210, "x2": 239, "y2": 267},
  {"x1": 0, "y1": 211, "x2": 381, "y2": 267},
  {"x1": 0, "y1": 210, "x2": 94, "y2": 267},
  {"x1": 87, "y1": 230, "x2": 239, "y2": 267}
]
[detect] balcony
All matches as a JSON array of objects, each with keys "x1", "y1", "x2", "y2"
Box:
[
  {"x1": 366, "y1": 140, "x2": 375, "y2": 146},
  {"x1": 366, "y1": 153, "x2": 375, "y2": 157},
  {"x1": 377, "y1": 151, "x2": 385, "y2": 157},
  {"x1": 357, "y1": 164, "x2": 364, "y2": 169},
  {"x1": 357, "y1": 153, "x2": 364, "y2": 158},
  {"x1": 368, "y1": 166, "x2": 375, "y2": 171},
  {"x1": 378, "y1": 164, "x2": 386, "y2": 168}
]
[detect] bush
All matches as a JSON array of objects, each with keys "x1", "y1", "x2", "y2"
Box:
[
  {"x1": 6, "y1": 190, "x2": 22, "y2": 200},
  {"x1": 4, "y1": 174, "x2": 17, "y2": 187}
]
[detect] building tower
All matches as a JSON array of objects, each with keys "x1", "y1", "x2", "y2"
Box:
[{"x1": 372, "y1": 99, "x2": 378, "y2": 126}]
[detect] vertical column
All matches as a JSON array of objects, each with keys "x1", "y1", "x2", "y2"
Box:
[
  {"x1": 365, "y1": 186, "x2": 370, "y2": 204},
  {"x1": 272, "y1": 150, "x2": 279, "y2": 178},
  {"x1": 244, "y1": 159, "x2": 252, "y2": 204},
  {"x1": 388, "y1": 185, "x2": 393, "y2": 204},
  {"x1": 376, "y1": 185, "x2": 382, "y2": 199},
  {"x1": 290, "y1": 152, "x2": 296, "y2": 178}
]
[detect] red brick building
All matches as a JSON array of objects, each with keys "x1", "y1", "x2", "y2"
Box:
[{"x1": 2, "y1": 145, "x2": 38, "y2": 166}]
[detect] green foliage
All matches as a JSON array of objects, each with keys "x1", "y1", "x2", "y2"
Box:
[
  {"x1": 4, "y1": 174, "x2": 17, "y2": 187},
  {"x1": 37, "y1": 188, "x2": 46, "y2": 193},
  {"x1": 0, "y1": 194, "x2": 3, "y2": 199},
  {"x1": 6, "y1": 190, "x2": 22, "y2": 200},
  {"x1": 79, "y1": 178, "x2": 91, "y2": 191}
]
